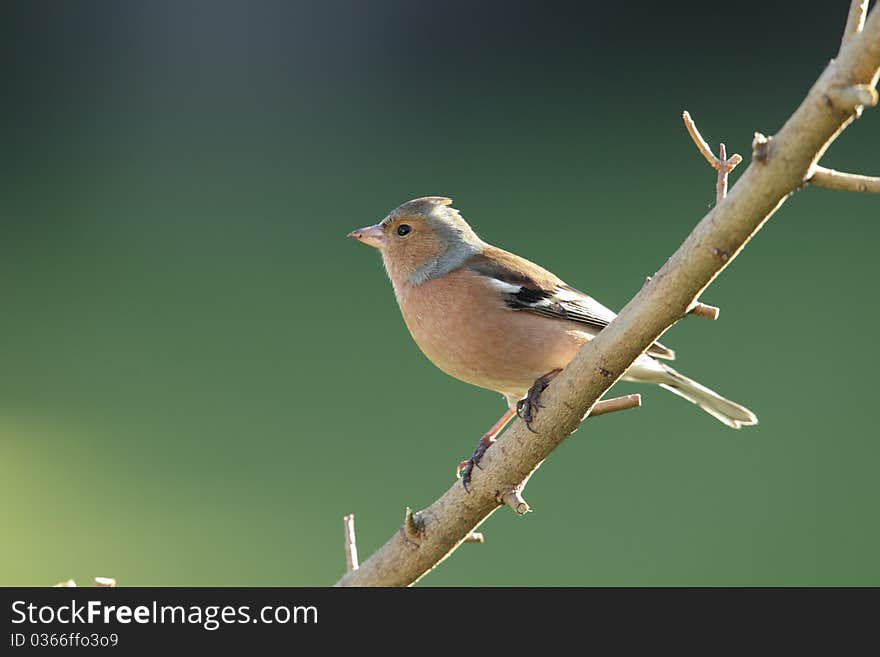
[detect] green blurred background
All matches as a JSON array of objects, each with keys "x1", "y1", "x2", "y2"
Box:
[{"x1": 2, "y1": 0, "x2": 878, "y2": 586}]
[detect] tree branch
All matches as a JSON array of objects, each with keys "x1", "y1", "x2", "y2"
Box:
[
  {"x1": 336, "y1": 4, "x2": 880, "y2": 587},
  {"x1": 583, "y1": 393, "x2": 642, "y2": 419},
  {"x1": 343, "y1": 514, "x2": 359, "y2": 572},
  {"x1": 825, "y1": 83, "x2": 879, "y2": 117},
  {"x1": 496, "y1": 394, "x2": 641, "y2": 515},
  {"x1": 680, "y1": 111, "x2": 742, "y2": 319},
  {"x1": 808, "y1": 165, "x2": 880, "y2": 193},
  {"x1": 647, "y1": 274, "x2": 720, "y2": 320},
  {"x1": 842, "y1": 0, "x2": 870, "y2": 51},
  {"x1": 715, "y1": 144, "x2": 734, "y2": 202}
]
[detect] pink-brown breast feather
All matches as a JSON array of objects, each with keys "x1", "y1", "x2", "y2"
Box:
[{"x1": 393, "y1": 268, "x2": 593, "y2": 400}]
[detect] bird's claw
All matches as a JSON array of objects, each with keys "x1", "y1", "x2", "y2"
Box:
[
  {"x1": 457, "y1": 441, "x2": 490, "y2": 493},
  {"x1": 516, "y1": 374, "x2": 555, "y2": 432},
  {"x1": 516, "y1": 397, "x2": 540, "y2": 432}
]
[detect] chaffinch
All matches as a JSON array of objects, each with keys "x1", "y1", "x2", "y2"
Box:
[{"x1": 349, "y1": 197, "x2": 757, "y2": 488}]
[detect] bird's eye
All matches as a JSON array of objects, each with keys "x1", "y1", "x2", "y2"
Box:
[{"x1": 396, "y1": 224, "x2": 412, "y2": 237}]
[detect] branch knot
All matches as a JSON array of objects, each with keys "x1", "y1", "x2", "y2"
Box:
[
  {"x1": 825, "y1": 84, "x2": 879, "y2": 118},
  {"x1": 402, "y1": 506, "x2": 426, "y2": 545},
  {"x1": 751, "y1": 132, "x2": 772, "y2": 162}
]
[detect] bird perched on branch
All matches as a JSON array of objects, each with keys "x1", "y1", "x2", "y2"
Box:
[{"x1": 349, "y1": 197, "x2": 757, "y2": 489}]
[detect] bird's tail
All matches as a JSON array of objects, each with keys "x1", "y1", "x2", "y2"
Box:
[{"x1": 658, "y1": 364, "x2": 758, "y2": 429}]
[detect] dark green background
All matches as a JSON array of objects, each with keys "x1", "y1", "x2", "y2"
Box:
[{"x1": 2, "y1": 1, "x2": 878, "y2": 585}]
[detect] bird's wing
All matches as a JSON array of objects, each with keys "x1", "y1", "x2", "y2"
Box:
[{"x1": 467, "y1": 247, "x2": 675, "y2": 360}]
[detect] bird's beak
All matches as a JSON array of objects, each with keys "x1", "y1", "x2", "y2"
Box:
[{"x1": 347, "y1": 224, "x2": 385, "y2": 249}]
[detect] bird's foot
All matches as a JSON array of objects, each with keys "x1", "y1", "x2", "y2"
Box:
[
  {"x1": 516, "y1": 369, "x2": 562, "y2": 432},
  {"x1": 457, "y1": 438, "x2": 493, "y2": 493},
  {"x1": 455, "y1": 408, "x2": 518, "y2": 492}
]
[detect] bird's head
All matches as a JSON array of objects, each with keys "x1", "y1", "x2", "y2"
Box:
[{"x1": 348, "y1": 197, "x2": 485, "y2": 285}]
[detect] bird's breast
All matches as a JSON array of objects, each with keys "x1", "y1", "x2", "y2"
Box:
[{"x1": 393, "y1": 269, "x2": 591, "y2": 400}]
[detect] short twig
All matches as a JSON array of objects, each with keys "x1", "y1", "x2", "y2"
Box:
[
  {"x1": 841, "y1": 0, "x2": 869, "y2": 51},
  {"x1": 500, "y1": 488, "x2": 531, "y2": 515},
  {"x1": 809, "y1": 165, "x2": 880, "y2": 193},
  {"x1": 688, "y1": 301, "x2": 721, "y2": 320},
  {"x1": 682, "y1": 111, "x2": 743, "y2": 205},
  {"x1": 716, "y1": 144, "x2": 733, "y2": 201},
  {"x1": 343, "y1": 514, "x2": 359, "y2": 572},
  {"x1": 681, "y1": 110, "x2": 739, "y2": 317},
  {"x1": 682, "y1": 110, "x2": 723, "y2": 170},
  {"x1": 584, "y1": 393, "x2": 642, "y2": 419}
]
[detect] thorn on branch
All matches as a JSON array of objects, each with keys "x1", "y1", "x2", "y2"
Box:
[
  {"x1": 343, "y1": 513, "x2": 359, "y2": 572},
  {"x1": 402, "y1": 506, "x2": 425, "y2": 545},
  {"x1": 464, "y1": 532, "x2": 485, "y2": 544},
  {"x1": 808, "y1": 166, "x2": 880, "y2": 193}
]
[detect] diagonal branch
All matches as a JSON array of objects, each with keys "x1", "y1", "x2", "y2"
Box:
[
  {"x1": 496, "y1": 393, "x2": 641, "y2": 515},
  {"x1": 336, "y1": 3, "x2": 880, "y2": 587},
  {"x1": 647, "y1": 274, "x2": 719, "y2": 320}
]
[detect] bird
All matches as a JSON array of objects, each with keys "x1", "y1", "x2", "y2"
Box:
[{"x1": 348, "y1": 197, "x2": 757, "y2": 489}]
